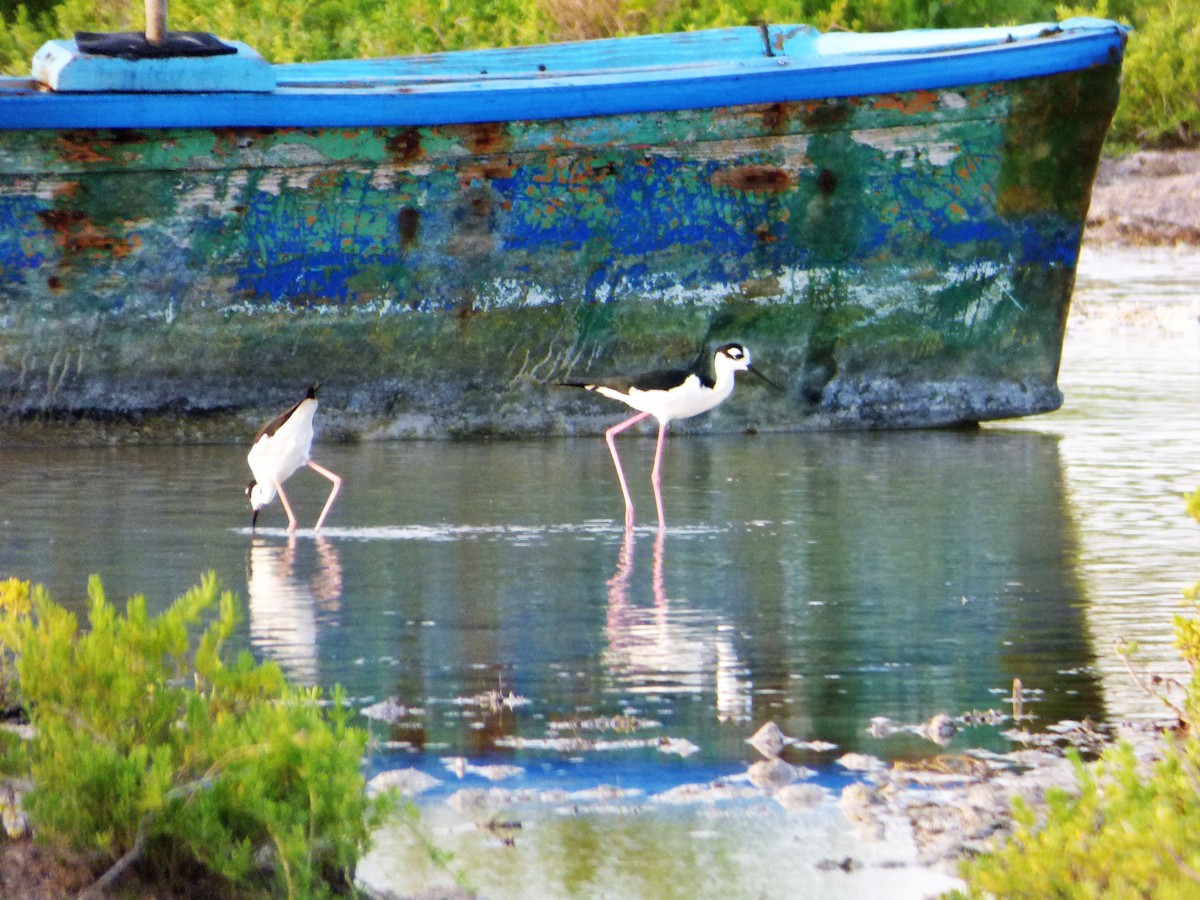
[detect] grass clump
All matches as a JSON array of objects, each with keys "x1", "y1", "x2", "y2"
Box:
[
  {"x1": 0, "y1": 573, "x2": 394, "y2": 898},
  {"x1": 958, "y1": 488, "x2": 1200, "y2": 897}
]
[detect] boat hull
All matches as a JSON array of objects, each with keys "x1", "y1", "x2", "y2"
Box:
[{"x1": 0, "y1": 29, "x2": 1124, "y2": 440}]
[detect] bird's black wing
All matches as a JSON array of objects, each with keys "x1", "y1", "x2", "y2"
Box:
[
  {"x1": 559, "y1": 366, "x2": 694, "y2": 394},
  {"x1": 254, "y1": 398, "x2": 304, "y2": 441},
  {"x1": 629, "y1": 366, "x2": 693, "y2": 392},
  {"x1": 254, "y1": 384, "x2": 320, "y2": 441}
]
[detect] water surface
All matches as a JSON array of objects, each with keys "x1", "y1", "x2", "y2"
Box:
[{"x1": 1, "y1": 246, "x2": 1197, "y2": 897}]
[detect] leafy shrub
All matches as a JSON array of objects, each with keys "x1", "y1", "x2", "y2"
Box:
[
  {"x1": 958, "y1": 489, "x2": 1200, "y2": 897},
  {"x1": 1059, "y1": 0, "x2": 1200, "y2": 149},
  {"x1": 0, "y1": 574, "x2": 394, "y2": 898}
]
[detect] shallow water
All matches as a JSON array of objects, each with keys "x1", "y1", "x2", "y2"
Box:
[{"x1": 1, "y1": 246, "x2": 1198, "y2": 897}]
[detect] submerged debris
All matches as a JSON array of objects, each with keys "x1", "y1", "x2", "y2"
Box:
[
  {"x1": 774, "y1": 782, "x2": 826, "y2": 811},
  {"x1": 891, "y1": 754, "x2": 996, "y2": 785},
  {"x1": 548, "y1": 713, "x2": 661, "y2": 733},
  {"x1": 832, "y1": 716, "x2": 1162, "y2": 869},
  {"x1": 655, "y1": 781, "x2": 761, "y2": 806},
  {"x1": 815, "y1": 856, "x2": 863, "y2": 873},
  {"x1": 480, "y1": 816, "x2": 523, "y2": 846},
  {"x1": 918, "y1": 713, "x2": 958, "y2": 746},
  {"x1": 494, "y1": 734, "x2": 692, "y2": 754},
  {"x1": 1003, "y1": 718, "x2": 1112, "y2": 755},
  {"x1": 454, "y1": 689, "x2": 529, "y2": 713},
  {"x1": 868, "y1": 708, "x2": 1009, "y2": 745},
  {"x1": 360, "y1": 697, "x2": 412, "y2": 723},
  {"x1": 448, "y1": 784, "x2": 643, "y2": 814}
]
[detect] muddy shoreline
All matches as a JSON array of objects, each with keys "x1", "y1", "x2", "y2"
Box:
[{"x1": 1086, "y1": 150, "x2": 1200, "y2": 246}]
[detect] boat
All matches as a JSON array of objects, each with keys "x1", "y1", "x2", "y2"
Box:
[{"x1": 0, "y1": 18, "x2": 1129, "y2": 440}]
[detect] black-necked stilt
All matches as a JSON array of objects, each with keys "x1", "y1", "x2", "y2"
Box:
[
  {"x1": 564, "y1": 342, "x2": 779, "y2": 527},
  {"x1": 246, "y1": 384, "x2": 342, "y2": 532}
]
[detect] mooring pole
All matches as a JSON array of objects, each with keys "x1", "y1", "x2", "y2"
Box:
[{"x1": 145, "y1": 0, "x2": 167, "y2": 45}]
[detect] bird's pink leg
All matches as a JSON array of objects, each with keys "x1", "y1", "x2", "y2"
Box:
[
  {"x1": 650, "y1": 420, "x2": 668, "y2": 529},
  {"x1": 274, "y1": 480, "x2": 299, "y2": 532},
  {"x1": 605, "y1": 411, "x2": 652, "y2": 526},
  {"x1": 308, "y1": 461, "x2": 342, "y2": 532}
]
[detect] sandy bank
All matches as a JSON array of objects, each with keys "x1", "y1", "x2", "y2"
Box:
[{"x1": 1086, "y1": 150, "x2": 1200, "y2": 246}]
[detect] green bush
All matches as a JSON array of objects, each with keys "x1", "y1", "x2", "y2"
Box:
[
  {"x1": 958, "y1": 489, "x2": 1200, "y2": 897},
  {"x1": 0, "y1": 574, "x2": 394, "y2": 898},
  {"x1": 1056, "y1": 0, "x2": 1200, "y2": 148}
]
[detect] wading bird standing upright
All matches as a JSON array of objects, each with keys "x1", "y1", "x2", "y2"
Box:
[
  {"x1": 246, "y1": 384, "x2": 342, "y2": 532},
  {"x1": 563, "y1": 342, "x2": 779, "y2": 528}
]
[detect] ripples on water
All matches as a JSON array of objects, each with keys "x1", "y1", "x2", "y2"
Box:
[
  {"x1": 0, "y1": 247, "x2": 1197, "y2": 897},
  {"x1": 993, "y1": 246, "x2": 1200, "y2": 720}
]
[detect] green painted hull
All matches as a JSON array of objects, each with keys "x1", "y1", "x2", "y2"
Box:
[{"x1": 0, "y1": 61, "x2": 1121, "y2": 441}]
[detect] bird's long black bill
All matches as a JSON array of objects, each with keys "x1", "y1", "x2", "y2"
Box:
[
  {"x1": 748, "y1": 364, "x2": 784, "y2": 392},
  {"x1": 251, "y1": 508, "x2": 259, "y2": 532}
]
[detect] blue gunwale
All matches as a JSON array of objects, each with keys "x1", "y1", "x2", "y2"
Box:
[{"x1": 0, "y1": 19, "x2": 1127, "y2": 130}]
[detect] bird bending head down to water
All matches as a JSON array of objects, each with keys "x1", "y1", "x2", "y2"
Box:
[
  {"x1": 246, "y1": 384, "x2": 342, "y2": 532},
  {"x1": 562, "y1": 342, "x2": 780, "y2": 528}
]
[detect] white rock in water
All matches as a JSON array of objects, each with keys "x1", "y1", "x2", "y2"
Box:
[
  {"x1": 837, "y1": 752, "x2": 887, "y2": 773},
  {"x1": 747, "y1": 721, "x2": 795, "y2": 759},
  {"x1": 658, "y1": 737, "x2": 700, "y2": 758},
  {"x1": 748, "y1": 758, "x2": 802, "y2": 790},
  {"x1": 473, "y1": 764, "x2": 524, "y2": 782},
  {"x1": 368, "y1": 767, "x2": 441, "y2": 797}
]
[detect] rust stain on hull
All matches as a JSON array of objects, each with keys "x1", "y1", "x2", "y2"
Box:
[{"x1": 711, "y1": 165, "x2": 795, "y2": 193}]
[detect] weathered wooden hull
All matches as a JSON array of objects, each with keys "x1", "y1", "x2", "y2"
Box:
[{"x1": 0, "y1": 21, "x2": 1127, "y2": 440}]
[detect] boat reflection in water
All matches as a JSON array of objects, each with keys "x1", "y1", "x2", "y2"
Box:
[{"x1": 246, "y1": 535, "x2": 343, "y2": 685}]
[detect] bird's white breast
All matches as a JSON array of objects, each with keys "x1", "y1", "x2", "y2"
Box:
[{"x1": 623, "y1": 373, "x2": 734, "y2": 423}]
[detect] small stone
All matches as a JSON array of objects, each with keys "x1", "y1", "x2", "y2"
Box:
[
  {"x1": 367, "y1": 767, "x2": 441, "y2": 797},
  {"x1": 747, "y1": 721, "x2": 794, "y2": 759},
  {"x1": 748, "y1": 758, "x2": 801, "y2": 790},
  {"x1": 658, "y1": 737, "x2": 700, "y2": 758}
]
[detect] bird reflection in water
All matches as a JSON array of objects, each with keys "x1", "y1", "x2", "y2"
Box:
[
  {"x1": 246, "y1": 535, "x2": 343, "y2": 685},
  {"x1": 604, "y1": 527, "x2": 752, "y2": 722}
]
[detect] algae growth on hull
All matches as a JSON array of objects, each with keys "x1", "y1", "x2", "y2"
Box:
[{"x1": 0, "y1": 62, "x2": 1120, "y2": 439}]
